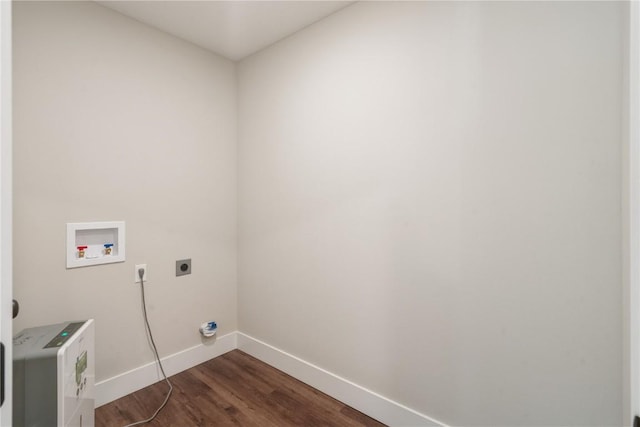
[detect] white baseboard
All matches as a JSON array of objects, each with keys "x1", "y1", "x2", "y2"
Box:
[
  {"x1": 95, "y1": 331, "x2": 447, "y2": 427},
  {"x1": 95, "y1": 331, "x2": 237, "y2": 407},
  {"x1": 237, "y1": 332, "x2": 449, "y2": 427}
]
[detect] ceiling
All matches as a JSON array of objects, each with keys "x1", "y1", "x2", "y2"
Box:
[{"x1": 96, "y1": 1, "x2": 355, "y2": 61}]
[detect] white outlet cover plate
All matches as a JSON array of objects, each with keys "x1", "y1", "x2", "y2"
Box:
[{"x1": 134, "y1": 264, "x2": 148, "y2": 283}]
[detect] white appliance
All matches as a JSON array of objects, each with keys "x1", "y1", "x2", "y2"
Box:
[{"x1": 13, "y1": 319, "x2": 95, "y2": 427}]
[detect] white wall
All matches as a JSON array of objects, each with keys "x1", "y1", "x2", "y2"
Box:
[
  {"x1": 13, "y1": 1, "x2": 237, "y2": 382},
  {"x1": 12, "y1": 1, "x2": 627, "y2": 425},
  {"x1": 238, "y1": 2, "x2": 624, "y2": 426},
  {"x1": 623, "y1": 1, "x2": 638, "y2": 423},
  {"x1": 0, "y1": 0, "x2": 12, "y2": 424}
]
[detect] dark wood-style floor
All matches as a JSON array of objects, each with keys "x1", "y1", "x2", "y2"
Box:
[{"x1": 96, "y1": 350, "x2": 386, "y2": 427}]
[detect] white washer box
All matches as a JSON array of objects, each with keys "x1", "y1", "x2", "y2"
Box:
[
  {"x1": 13, "y1": 320, "x2": 95, "y2": 427},
  {"x1": 66, "y1": 222, "x2": 125, "y2": 269}
]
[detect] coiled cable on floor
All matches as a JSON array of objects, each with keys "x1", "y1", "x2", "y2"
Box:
[{"x1": 123, "y1": 268, "x2": 173, "y2": 427}]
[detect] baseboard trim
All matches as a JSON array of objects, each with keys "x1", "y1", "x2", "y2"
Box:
[
  {"x1": 95, "y1": 331, "x2": 448, "y2": 426},
  {"x1": 95, "y1": 331, "x2": 237, "y2": 407},
  {"x1": 237, "y1": 332, "x2": 448, "y2": 427}
]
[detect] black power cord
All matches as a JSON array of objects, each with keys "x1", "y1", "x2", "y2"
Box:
[{"x1": 123, "y1": 268, "x2": 173, "y2": 427}]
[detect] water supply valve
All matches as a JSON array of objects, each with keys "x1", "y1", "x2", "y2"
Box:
[
  {"x1": 76, "y1": 246, "x2": 88, "y2": 259},
  {"x1": 103, "y1": 243, "x2": 114, "y2": 255}
]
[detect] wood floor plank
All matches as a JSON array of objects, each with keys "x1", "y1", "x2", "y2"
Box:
[
  {"x1": 206, "y1": 368, "x2": 304, "y2": 425},
  {"x1": 182, "y1": 361, "x2": 271, "y2": 427},
  {"x1": 96, "y1": 350, "x2": 386, "y2": 427},
  {"x1": 189, "y1": 360, "x2": 287, "y2": 426}
]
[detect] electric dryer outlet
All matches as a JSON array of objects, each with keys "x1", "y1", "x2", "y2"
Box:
[{"x1": 176, "y1": 259, "x2": 191, "y2": 276}]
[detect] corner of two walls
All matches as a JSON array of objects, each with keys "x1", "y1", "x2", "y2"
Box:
[
  {"x1": 14, "y1": 1, "x2": 627, "y2": 426},
  {"x1": 12, "y1": 1, "x2": 237, "y2": 383},
  {"x1": 237, "y1": 2, "x2": 624, "y2": 426}
]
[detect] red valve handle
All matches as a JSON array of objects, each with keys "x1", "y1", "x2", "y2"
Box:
[{"x1": 77, "y1": 246, "x2": 88, "y2": 250}]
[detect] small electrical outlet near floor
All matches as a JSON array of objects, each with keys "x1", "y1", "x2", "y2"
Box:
[{"x1": 134, "y1": 264, "x2": 148, "y2": 283}]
